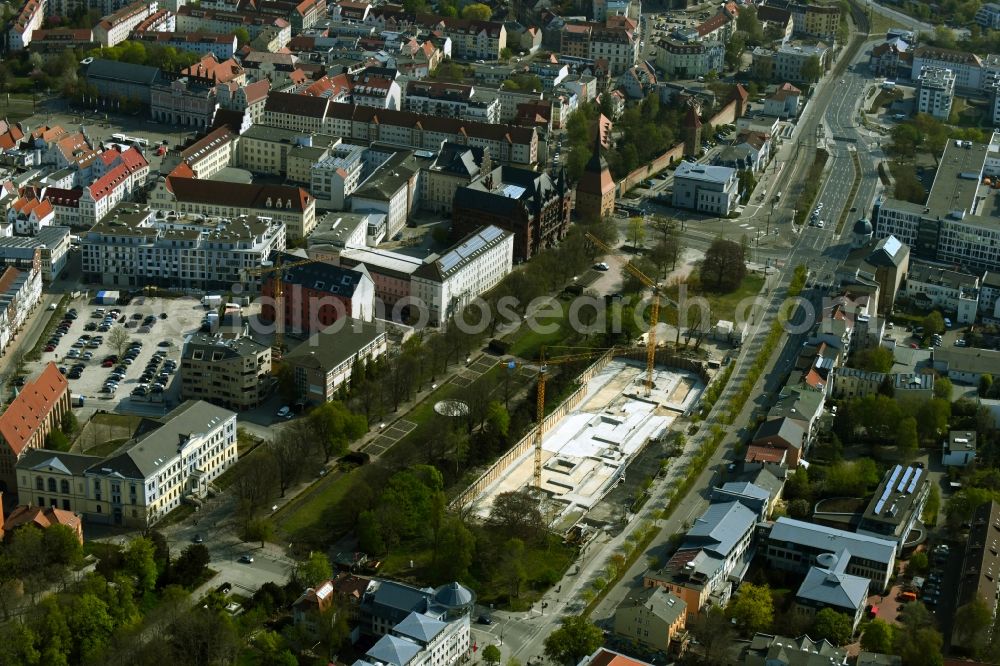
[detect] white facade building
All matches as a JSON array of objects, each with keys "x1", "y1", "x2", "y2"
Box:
[
  {"x1": 410, "y1": 225, "x2": 513, "y2": 326},
  {"x1": 917, "y1": 66, "x2": 955, "y2": 120},
  {"x1": 671, "y1": 162, "x2": 739, "y2": 215},
  {"x1": 94, "y1": 1, "x2": 159, "y2": 47},
  {"x1": 81, "y1": 206, "x2": 287, "y2": 289},
  {"x1": 310, "y1": 144, "x2": 366, "y2": 210},
  {"x1": 7, "y1": 0, "x2": 47, "y2": 50}
]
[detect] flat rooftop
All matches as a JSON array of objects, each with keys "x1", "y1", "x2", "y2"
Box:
[{"x1": 926, "y1": 139, "x2": 990, "y2": 218}]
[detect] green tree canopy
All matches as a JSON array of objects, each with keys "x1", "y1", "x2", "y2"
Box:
[
  {"x1": 543, "y1": 616, "x2": 603, "y2": 664},
  {"x1": 726, "y1": 583, "x2": 773, "y2": 635},
  {"x1": 861, "y1": 619, "x2": 895, "y2": 653},
  {"x1": 853, "y1": 346, "x2": 894, "y2": 373},
  {"x1": 461, "y1": 3, "x2": 493, "y2": 20},
  {"x1": 811, "y1": 608, "x2": 854, "y2": 645}
]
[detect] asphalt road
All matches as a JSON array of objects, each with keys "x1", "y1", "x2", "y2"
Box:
[{"x1": 487, "y1": 19, "x2": 885, "y2": 665}]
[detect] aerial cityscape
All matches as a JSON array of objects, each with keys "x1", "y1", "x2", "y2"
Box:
[{"x1": 0, "y1": 0, "x2": 997, "y2": 663}]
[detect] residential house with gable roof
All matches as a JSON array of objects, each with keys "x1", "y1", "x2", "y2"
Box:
[
  {"x1": 0, "y1": 363, "x2": 70, "y2": 496},
  {"x1": 644, "y1": 501, "x2": 757, "y2": 618},
  {"x1": 612, "y1": 587, "x2": 687, "y2": 653},
  {"x1": 3, "y1": 503, "x2": 83, "y2": 542}
]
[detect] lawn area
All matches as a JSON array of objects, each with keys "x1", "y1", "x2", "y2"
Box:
[
  {"x1": 75, "y1": 412, "x2": 145, "y2": 456},
  {"x1": 505, "y1": 298, "x2": 592, "y2": 360},
  {"x1": 868, "y1": 88, "x2": 902, "y2": 114},
  {"x1": 270, "y1": 467, "x2": 358, "y2": 544},
  {"x1": 950, "y1": 97, "x2": 988, "y2": 128},
  {"x1": 660, "y1": 272, "x2": 766, "y2": 328}
]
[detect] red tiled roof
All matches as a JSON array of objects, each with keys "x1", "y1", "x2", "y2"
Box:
[
  {"x1": 696, "y1": 12, "x2": 730, "y2": 37},
  {"x1": 0, "y1": 363, "x2": 68, "y2": 458},
  {"x1": 744, "y1": 444, "x2": 787, "y2": 464},
  {"x1": 5, "y1": 504, "x2": 81, "y2": 534},
  {"x1": 166, "y1": 177, "x2": 312, "y2": 212}
]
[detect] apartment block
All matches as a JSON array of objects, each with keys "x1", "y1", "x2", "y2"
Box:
[
  {"x1": 284, "y1": 318, "x2": 388, "y2": 403},
  {"x1": 422, "y1": 143, "x2": 488, "y2": 215},
  {"x1": 0, "y1": 227, "x2": 70, "y2": 282},
  {"x1": 644, "y1": 501, "x2": 757, "y2": 619},
  {"x1": 176, "y1": 126, "x2": 238, "y2": 180},
  {"x1": 901, "y1": 260, "x2": 979, "y2": 324},
  {"x1": 151, "y1": 176, "x2": 316, "y2": 239},
  {"x1": 180, "y1": 334, "x2": 272, "y2": 411},
  {"x1": 954, "y1": 501, "x2": 1000, "y2": 651},
  {"x1": 94, "y1": 0, "x2": 159, "y2": 47},
  {"x1": 262, "y1": 94, "x2": 538, "y2": 166},
  {"x1": 916, "y1": 66, "x2": 955, "y2": 120},
  {"x1": 134, "y1": 31, "x2": 239, "y2": 61},
  {"x1": 911, "y1": 46, "x2": 983, "y2": 93},
  {"x1": 403, "y1": 81, "x2": 501, "y2": 124},
  {"x1": 8, "y1": 0, "x2": 47, "y2": 50},
  {"x1": 81, "y1": 206, "x2": 286, "y2": 289},
  {"x1": 310, "y1": 144, "x2": 367, "y2": 210},
  {"x1": 0, "y1": 363, "x2": 70, "y2": 497}
]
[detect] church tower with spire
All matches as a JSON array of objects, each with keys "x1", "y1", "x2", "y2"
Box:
[{"x1": 575, "y1": 131, "x2": 616, "y2": 221}]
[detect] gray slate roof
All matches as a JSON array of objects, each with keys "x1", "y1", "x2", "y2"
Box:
[
  {"x1": 683, "y1": 500, "x2": 756, "y2": 558},
  {"x1": 769, "y1": 518, "x2": 897, "y2": 564},
  {"x1": 85, "y1": 58, "x2": 162, "y2": 85},
  {"x1": 367, "y1": 634, "x2": 422, "y2": 666},
  {"x1": 283, "y1": 318, "x2": 384, "y2": 372},
  {"x1": 394, "y1": 611, "x2": 446, "y2": 644},
  {"x1": 796, "y1": 566, "x2": 869, "y2": 611},
  {"x1": 16, "y1": 448, "x2": 103, "y2": 476}
]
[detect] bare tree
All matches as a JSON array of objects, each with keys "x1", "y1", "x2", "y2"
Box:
[
  {"x1": 233, "y1": 452, "x2": 275, "y2": 529},
  {"x1": 268, "y1": 430, "x2": 311, "y2": 497},
  {"x1": 108, "y1": 324, "x2": 132, "y2": 358}
]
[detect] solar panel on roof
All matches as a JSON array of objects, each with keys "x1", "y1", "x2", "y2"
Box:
[
  {"x1": 438, "y1": 251, "x2": 463, "y2": 273},
  {"x1": 897, "y1": 467, "x2": 912, "y2": 492},
  {"x1": 501, "y1": 184, "x2": 526, "y2": 199},
  {"x1": 874, "y1": 499, "x2": 885, "y2": 515},
  {"x1": 907, "y1": 468, "x2": 922, "y2": 494}
]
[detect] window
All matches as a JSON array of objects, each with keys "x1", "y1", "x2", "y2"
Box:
[
  {"x1": 47, "y1": 478, "x2": 56, "y2": 492},
  {"x1": 36, "y1": 476, "x2": 43, "y2": 491},
  {"x1": 60, "y1": 479, "x2": 69, "y2": 494}
]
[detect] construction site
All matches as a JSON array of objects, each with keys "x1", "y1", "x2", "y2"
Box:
[{"x1": 467, "y1": 357, "x2": 705, "y2": 532}]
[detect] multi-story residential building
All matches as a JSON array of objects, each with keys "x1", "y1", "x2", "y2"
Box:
[
  {"x1": 656, "y1": 39, "x2": 724, "y2": 78},
  {"x1": 8, "y1": 0, "x2": 47, "y2": 50},
  {"x1": 93, "y1": 0, "x2": 159, "y2": 47},
  {"x1": 560, "y1": 17, "x2": 639, "y2": 75},
  {"x1": 762, "y1": 517, "x2": 897, "y2": 591},
  {"x1": 0, "y1": 362, "x2": 70, "y2": 497},
  {"x1": 136, "y1": 32, "x2": 238, "y2": 60},
  {"x1": 350, "y1": 150, "x2": 430, "y2": 237},
  {"x1": 872, "y1": 137, "x2": 1000, "y2": 274},
  {"x1": 916, "y1": 66, "x2": 955, "y2": 120},
  {"x1": 261, "y1": 254, "x2": 375, "y2": 334},
  {"x1": 869, "y1": 36, "x2": 912, "y2": 79},
  {"x1": 421, "y1": 143, "x2": 488, "y2": 215},
  {"x1": 901, "y1": 260, "x2": 979, "y2": 324},
  {"x1": 981, "y1": 270, "x2": 1000, "y2": 319},
  {"x1": 81, "y1": 206, "x2": 286, "y2": 289},
  {"x1": 180, "y1": 334, "x2": 272, "y2": 411},
  {"x1": 856, "y1": 464, "x2": 930, "y2": 548},
  {"x1": 26, "y1": 28, "x2": 98, "y2": 58},
  {"x1": 954, "y1": 500, "x2": 1000, "y2": 651},
  {"x1": 235, "y1": 124, "x2": 339, "y2": 184},
  {"x1": 911, "y1": 46, "x2": 983, "y2": 93},
  {"x1": 410, "y1": 225, "x2": 513, "y2": 326},
  {"x1": 15, "y1": 449, "x2": 102, "y2": 515},
  {"x1": 830, "y1": 368, "x2": 934, "y2": 401},
  {"x1": 85, "y1": 401, "x2": 237, "y2": 528},
  {"x1": 977, "y1": 2, "x2": 1000, "y2": 29},
  {"x1": 241, "y1": 50, "x2": 300, "y2": 87},
  {"x1": 612, "y1": 588, "x2": 686, "y2": 654},
  {"x1": 427, "y1": 16, "x2": 506, "y2": 60},
  {"x1": 0, "y1": 227, "x2": 71, "y2": 282},
  {"x1": 762, "y1": 82, "x2": 802, "y2": 118},
  {"x1": 310, "y1": 144, "x2": 367, "y2": 210},
  {"x1": 176, "y1": 5, "x2": 291, "y2": 42},
  {"x1": 793, "y1": 558, "x2": 869, "y2": 632},
  {"x1": 672, "y1": 162, "x2": 739, "y2": 215},
  {"x1": 451, "y1": 166, "x2": 570, "y2": 261},
  {"x1": 789, "y1": 1, "x2": 840, "y2": 38},
  {"x1": 403, "y1": 81, "x2": 501, "y2": 124},
  {"x1": 6, "y1": 196, "x2": 53, "y2": 235},
  {"x1": 284, "y1": 318, "x2": 388, "y2": 403},
  {"x1": 262, "y1": 94, "x2": 539, "y2": 166},
  {"x1": 129, "y1": 7, "x2": 174, "y2": 33},
  {"x1": 2, "y1": 504, "x2": 83, "y2": 542},
  {"x1": 348, "y1": 66, "x2": 402, "y2": 110},
  {"x1": 216, "y1": 78, "x2": 270, "y2": 126},
  {"x1": 773, "y1": 42, "x2": 830, "y2": 83},
  {"x1": 176, "y1": 126, "x2": 238, "y2": 180},
  {"x1": 644, "y1": 501, "x2": 757, "y2": 619},
  {"x1": 46, "y1": 146, "x2": 149, "y2": 229},
  {"x1": 151, "y1": 176, "x2": 317, "y2": 239},
  {"x1": 741, "y1": 635, "x2": 846, "y2": 666}
]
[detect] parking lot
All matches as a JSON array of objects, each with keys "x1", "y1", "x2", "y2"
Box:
[{"x1": 23, "y1": 295, "x2": 212, "y2": 416}]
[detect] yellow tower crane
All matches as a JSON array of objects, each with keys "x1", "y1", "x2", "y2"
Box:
[
  {"x1": 242, "y1": 255, "x2": 323, "y2": 361},
  {"x1": 584, "y1": 231, "x2": 673, "y2": 396}
]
